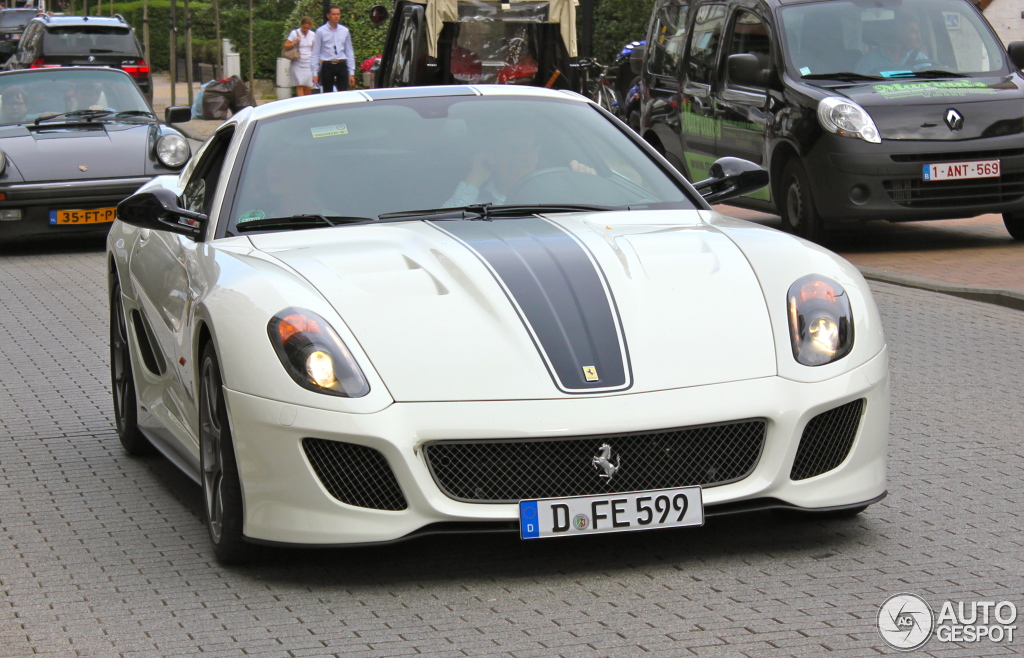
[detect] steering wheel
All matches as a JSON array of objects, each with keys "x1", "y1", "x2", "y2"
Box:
[{"x1": 507, "y1": 166, "x2": 573, "y2": 202}]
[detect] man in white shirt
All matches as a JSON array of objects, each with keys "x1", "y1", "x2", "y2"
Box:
[{"x1": 311, "y1": 5, "x2": 356, "y2": 92}]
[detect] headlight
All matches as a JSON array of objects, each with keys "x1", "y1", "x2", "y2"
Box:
[
  {"x1": 787, "y1": 275, "x2": 854, "y2": 366},
  {"x1": 155, "y1": 133, "x2": 190, "y2": 168},
  {"x1": 817, "y1": 97, "x2": 881, "y2": 144},
  {"x1": 267, "y1": 308, "x2": 370, "y2": 397},
  {"x1": 0, "y1": 149, "x2": 6, "y2": 175}
]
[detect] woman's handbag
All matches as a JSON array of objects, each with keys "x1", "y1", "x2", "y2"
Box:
[{"x1": 283, "y1": 43, "x2": 300, "y2": 61}]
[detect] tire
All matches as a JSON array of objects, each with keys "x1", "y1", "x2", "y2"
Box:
[
  {"x1": 1002, "y1": 212, "x2": 1024, "y2": 240},
  {"x1": 780, "y1": 159, "x2": 827, "y2": 244},
  {"x1": 199, "y1": 342, "x2": 254, "y2": 564},
  {"x1": 110, "y1": 277, "x2": 152, "y2": 455}
]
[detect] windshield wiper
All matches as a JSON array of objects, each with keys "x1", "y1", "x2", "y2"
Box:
[
  {"x1": 235, "y1": 214, "x2": 374, "y2": 232},
  {"x1": 801, "y1": 72, "x2": 885, "y2": 81},
  {"x1": 379, "y1": 203, "x2": 613, "y2": 222},
  {"x1": 34, "y1": 109, "x2": 113, "y2": 125},
  {"x1": 885, "y1": 69, "x2": 969, "y2": 79},
  {"x1": 110, "y1": 110, "x2": 155, "y2": 118}
]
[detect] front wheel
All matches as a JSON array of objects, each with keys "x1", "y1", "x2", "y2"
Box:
[
  {"x1": 199, "y1": 343, "x2": 254, "y2": 564},
  {"x1": 780, "y1": 159, "x2": 827, "y2": 244},
  {"x1": 110, "y1": 277, "x2": 152, "y2": 455},
  {"x1": 1002, "y1": 212, "x2": 1024, "y2": 240}
]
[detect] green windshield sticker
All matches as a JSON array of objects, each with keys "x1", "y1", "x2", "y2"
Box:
[
  {"x1": 237, "y1": 210, "x2": 265, "y2": 223},
  {"x1": 311, "y1": 124, "x2": 349, "y2": 138},
  {"x1": 872, "y1": 81, "x2": 996, "y2": 100}
]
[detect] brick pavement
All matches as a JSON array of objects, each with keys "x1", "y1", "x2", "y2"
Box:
[{"x1": 1, "y1": 242, "x2": 1023, "y2": 656}]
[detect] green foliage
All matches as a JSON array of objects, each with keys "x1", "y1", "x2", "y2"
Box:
[
  {"x1": 591, "y1": 0, "x2": 654, "y2": 64},
  {"x1": 286, "y1": 0, "x2": 387, "y2": 88}
]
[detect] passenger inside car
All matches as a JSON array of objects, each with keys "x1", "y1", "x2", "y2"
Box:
[{"x1": 0, "y1": 86, "x2": 28, "y2": 123}]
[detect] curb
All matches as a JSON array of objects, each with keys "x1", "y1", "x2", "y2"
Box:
[{"x1": 858, "y1": 265, "x2": 1024, "y2": 312}]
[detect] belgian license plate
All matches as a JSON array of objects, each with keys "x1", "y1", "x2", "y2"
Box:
[
  {"x1": 922, "y1": 159, "x2": 999, "y2": 181},
  {"x1": 519, "y1": 486, "x2": 703, "y2": 539},
  {"x1": 49, "y1": 207, "x2": 116, "y2": 225}
]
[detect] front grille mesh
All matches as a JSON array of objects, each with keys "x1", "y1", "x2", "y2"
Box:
[
  {"x1": 303, "y1": 438, "x2": 407, "y2": 510},
  {"x1": 890, "y1": 148, "x2": 1024, "y2": 163},
  {"x1": 424, "y1": 420, "x2": 766, "y2": 503},
  {"x1": 883, "y1": 174, "x2": 1024, "y2": 208},
  {"x1": 790, "y1": 399, "x2": 865, "y2": 481}
]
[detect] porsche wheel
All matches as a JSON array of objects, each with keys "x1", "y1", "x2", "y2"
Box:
[
  {"x1": 1002, "y1": 212, "x2": 1024, "y2": 240},
  {"x1": 780, "y1": 159, "x2": 826, "y2": 244},
  {"x1": 199, "y1": 343, "x2": 253, "y2": 564},
  {"x1": 110, "y1": 278, "x2": 152, "y2": 455}
]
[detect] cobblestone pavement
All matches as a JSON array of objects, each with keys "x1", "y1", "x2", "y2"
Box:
[{"x1": 1, "y1": 241, "x2": 1023, "y2": 657}]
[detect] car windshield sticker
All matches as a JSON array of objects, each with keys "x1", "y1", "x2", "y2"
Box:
[
  {"x1": 872, "y1": 81, "x2": 997, "y2": 100},
  {"x1": 311, "y1": 124, "x2": 349, "y2": 138},
  {"x1": 799, "y1": 67, "x2": 811, "y2": 76},
  {"x1": 237, "y1": 210, "x2": 265, "y2": 223}
]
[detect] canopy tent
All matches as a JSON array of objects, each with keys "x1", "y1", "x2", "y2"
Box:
[{"x1": 407, "y1": 0, "x2": 579, "y2": 59}]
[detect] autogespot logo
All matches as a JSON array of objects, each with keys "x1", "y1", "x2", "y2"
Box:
[{"x1": 878, "y1": 593, "x2": 934, "y2": 651}]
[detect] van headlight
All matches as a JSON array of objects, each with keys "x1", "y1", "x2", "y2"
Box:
[
  {"x1": 155, "y1": 133, "x2": 190, "y2": 168},
  {"x1": 817, "y1": 97, "x2": 881, "y2": 144},
  {"x1": 787, "y1": 275, "x2": 854, "y2": 366}
]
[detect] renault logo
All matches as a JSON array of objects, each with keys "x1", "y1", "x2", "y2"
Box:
[{"x1": 945, "y1": 108, "x2": 964, "y2": 131}]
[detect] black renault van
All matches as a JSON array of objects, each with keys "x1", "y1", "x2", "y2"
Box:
[{"x1": 638, "y1": 0, "x2": 1024, "y2": 241}]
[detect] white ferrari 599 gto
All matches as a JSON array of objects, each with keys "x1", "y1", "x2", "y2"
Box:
[{"x1": 108, "y1": 85, "x2": 888, "y2": 563}]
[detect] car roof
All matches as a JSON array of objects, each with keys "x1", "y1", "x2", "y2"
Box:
[
  {"x1": 32, "y1": 15, "x2": 130, "y2": 29},
  {"x1": 248, "y1": 84, "x2": 592, "y2": 122}
]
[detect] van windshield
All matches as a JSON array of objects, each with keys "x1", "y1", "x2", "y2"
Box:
[{"x1": 778, "y1": 0, "x2": 1006, "y2": 79}]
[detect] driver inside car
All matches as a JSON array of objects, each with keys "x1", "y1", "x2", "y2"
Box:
[{"x1": 443, "y1": 125, "x2": 596, "y2": 207}]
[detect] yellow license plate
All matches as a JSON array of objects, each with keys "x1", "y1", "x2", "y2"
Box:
[{"x1": 50, "y1": 207, "x2": 116, "y2": 225}]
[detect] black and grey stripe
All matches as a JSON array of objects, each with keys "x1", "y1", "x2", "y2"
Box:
[{"x1": 430, "y1": 216, "x2": 631, "y2": 394}]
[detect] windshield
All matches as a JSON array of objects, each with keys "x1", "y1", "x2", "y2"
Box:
[
  {"x1": 779, "y1": 0, "x2": 1007, "y2": 79},
  {"x1": 227, "y1": 95, "x2": 694, "y2": 235},
  {"x1": 0, "y1": 69, "x2": 151, "y2": 126}
]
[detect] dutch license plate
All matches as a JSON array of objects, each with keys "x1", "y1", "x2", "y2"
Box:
[
  {"x1": 519, "y1": 486, "x2": 703, "y2": 539},
  {"x1": 49, "y1": 207, "x2": 116, "y2": 225},
  {"x1": 923, "y1": 159, "x2": 1000, "y2": 181}
]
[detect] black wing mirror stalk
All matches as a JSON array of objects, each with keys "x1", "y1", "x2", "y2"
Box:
[
  {"x1": 117, "y1": 187, "x2": 207, "y2": 239},
  {"x1": 1008, "y1": 42, "x2": 1024, "y2": 70},
  {"x1": 692, "y1": 157, "x2": 769, "y2": 205}
]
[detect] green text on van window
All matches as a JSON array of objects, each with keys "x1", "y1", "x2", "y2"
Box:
[{"x1": 872, "y1": 80, "x2": 997, "y2": 100}]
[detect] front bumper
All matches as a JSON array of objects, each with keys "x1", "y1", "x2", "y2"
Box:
[
  {"x1": 224, "y1": 348, "x2": 890, "y2": 546},
  {"x1": 0, "y1": 176, "x2": 152, "y2": 240},
  {"x1": 804, "y1": 134, "x2": 1024, "y2": 223}
]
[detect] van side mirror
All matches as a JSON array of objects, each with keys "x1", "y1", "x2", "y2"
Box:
[
  {"x1": 117, "y1": 187, "x2": 207, "y2": 240},
  {"x1": 692, "y1": 157, "x2": 769, "y2": 205},
  {"x1": 727, "y1": 53, "x2": 770, "y2": 88},
  {"x1": 369, "y1": 5, "x2": 389, "y2": 25},
  {"x1": 1008, "y1": 42, "x2": 1024, "y2": 70}
]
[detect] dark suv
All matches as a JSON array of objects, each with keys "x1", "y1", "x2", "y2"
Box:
[
  {"x1": 0, "y1": 8, "x2": 38, "y2": 64},
  {"x1": 637, "y1": 0, "x2": 1024, "y2": 242},
  {"x1": 2, "y1": 15, "x2": 151, "y2": 103}
]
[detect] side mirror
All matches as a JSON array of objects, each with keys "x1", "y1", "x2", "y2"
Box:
[
  {"x1": 1008, "y1": 41, "x2": 1024, "y2": 70},
  {"x1": 692, "y1": 157, "x2": 769, "y2": 205},
  {"x1": 727, "y1": 53, "x2": 769, "y2": 88},
  {"x1": 629, "y1": 44, "x2": 646, "y2": 76},
  {"x1": 117, "y1": 187, "x2": 207, "y2": 240},
  {"x1": 369, "y1": 5, "x2": 389, "y2": 25},
  {"x1": 164, "y1": 105, "x2": 192, "y2": 124}
]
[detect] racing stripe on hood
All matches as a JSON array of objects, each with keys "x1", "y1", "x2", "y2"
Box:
[{"x1": 430, "y1": 217, "x2": 631, "y2": 394}]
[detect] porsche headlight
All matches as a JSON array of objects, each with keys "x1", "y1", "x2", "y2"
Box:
[
  {"x1": 787, "y1": 275, "x2": 854, "y2": 366},
  {"x1": 268, "y1": 308, "x2": 370, "y2": 397},
  {"x1": 817, "y1": 97, "x2": 881, "y2": 144},
  {"x1": 155, "y1": 133, "x2": 190, "y2": 168},
  {"x1": 0, "y1": 149, "x2": 6, "y2": 175}
]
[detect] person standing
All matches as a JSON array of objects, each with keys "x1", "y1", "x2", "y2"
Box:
[
  {"x1": 311, "y1": 5, "x2": 356, "y2": 93},
  {"x1": 285, "y1": 17, "x2": 317, "y2": 96}
]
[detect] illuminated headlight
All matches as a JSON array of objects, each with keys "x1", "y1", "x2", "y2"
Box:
[
  {"x1": 817, "y1": 97, "x2": 881, "y2": 144},
  {"x1": 787, "y1": 275, "x2": 854, "y2": 366},
  {"x1": 155, "y1": 133, "x2": 190, "y2": 168},
  {"x1": 267, "y1": 308, "x2": 370, "y2": 397}
]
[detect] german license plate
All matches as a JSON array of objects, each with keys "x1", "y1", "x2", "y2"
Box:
[
  {"x1": 519, "y1": 486, "x2": 703, "y2": 539},
  {"x1": 49, "y1": 207, "x2": 116, "y2": 225},
  {"x1": 923, "y1": 159, "x2": 999, "y2": 181}
]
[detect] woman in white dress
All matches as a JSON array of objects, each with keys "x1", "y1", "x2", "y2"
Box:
[{"x1": 284, "y1": 17, "x2": 316, "y2": 96}]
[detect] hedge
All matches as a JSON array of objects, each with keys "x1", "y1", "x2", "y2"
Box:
[{"x1": 591, "y1": 0, "x2": 655, "y2": 64}]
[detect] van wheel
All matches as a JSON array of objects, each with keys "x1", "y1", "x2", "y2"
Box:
[
  {"x1": 781, "y1": 160, "x2": 826, "y2": 244},
  {"x1": 1002, "y1": 212, "x2": 1024, "y2": 240}
]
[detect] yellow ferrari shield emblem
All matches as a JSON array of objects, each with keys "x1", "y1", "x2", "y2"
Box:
[{"x1": 582, "y1": 366, "x2": 599, "y2": 382}]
